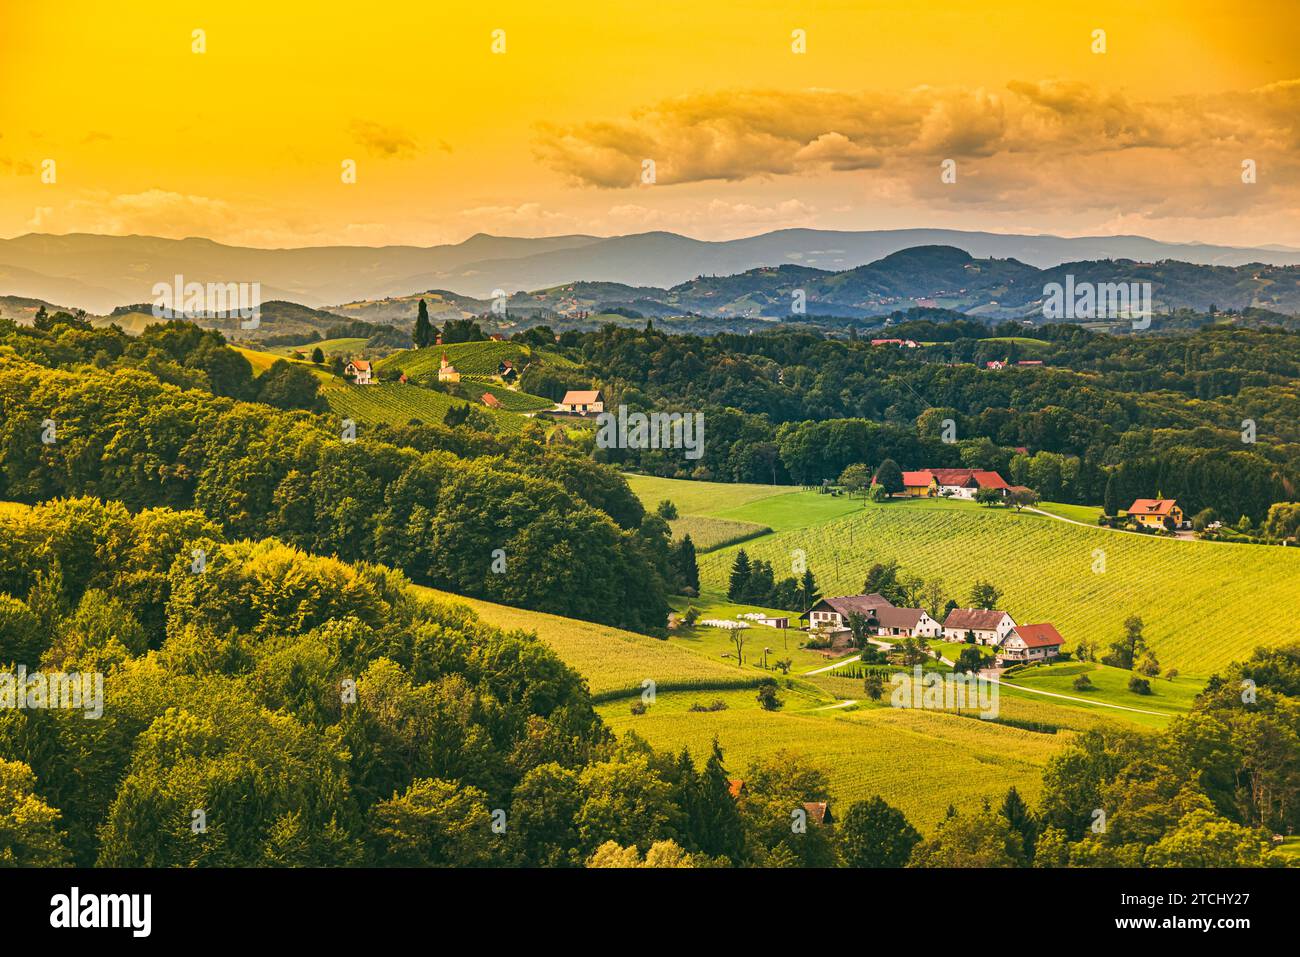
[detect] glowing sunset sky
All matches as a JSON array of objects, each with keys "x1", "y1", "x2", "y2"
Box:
[{"x1": 2, "y1": 0, "x2": 1298, "y2": 248}]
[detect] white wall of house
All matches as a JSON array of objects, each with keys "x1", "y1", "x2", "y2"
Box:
[
  {"x1": 944, "y1": 614, "x2": 1015, "y2": 645},
  {"x1": 997, "y1": 639, "x2": 1060, "y2": 663}
]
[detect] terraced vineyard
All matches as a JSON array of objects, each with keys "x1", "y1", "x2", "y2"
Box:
[
  {"x1": 698, "y1": 499, "x2": 1300, "y2": 673},
  {"x1": 468, "y1": 380, "x2": 554, "y2": 412},
  {"x1": 319, "y1": 380, "x2": 529, "y2": 433},
  {"x1": 377, "y1": 341, "x2": 530, "y2": 378}
]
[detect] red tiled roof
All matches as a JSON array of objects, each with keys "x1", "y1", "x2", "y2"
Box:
[
  {"x1": 944, "y1": 607, "x2": 1012, "y2": 631},
  {"x1": 803, "y1": 801, "x2": 830, "y2": 825},
  {"x1": 561, "y1": 390, "x2": 602, "y2": 405},
  {"x1": 971, "y1": 470, "x2": 1010, "y2": 490},
  {"x1": 903, "y1": 470, "x2": 935, "y2": 486},
  {"x1": 1128, "y1": 498, "x2": 1179, "y2": 516},
  {"x1": 1011, "y1": 623, "x2": 1064, "y2": 648},
  {"x1": 348, "y1": 359, "x2": 371, "y2": 372},
  {"x1": 929, "y1": 468, "x2": 1009, "y2": 490},
  {"x1": 481, "y1": 393, "x2": 502, "y2": 408}
]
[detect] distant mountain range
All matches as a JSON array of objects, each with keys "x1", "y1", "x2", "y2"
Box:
[{"x1": 4, "y1": 228, "x2": 1300, "y2": 315}]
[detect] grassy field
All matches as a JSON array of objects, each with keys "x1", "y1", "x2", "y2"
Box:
[
  {"x1": 600, "y1": 689, "x2": 1062, "y2": 832},
  {"x1": 412, "y1": 586, "x2": 761, "y2": 699},
  {"x1": 234, "y1": 346, "x2": 285, "y2": 374},
  {"x1": 1002, "y1": 661, "x2": 1201, "y2": 716},
  {"x1": 691, "y1": 493, "x2": 1297, "y2": 674},
  {"x1": 1035, "y1": 501, "x2": 1105, "y2": 524},
  {"x1": 270, "y1": 337, "x2": 368, "y2": 359},
  {"x1": 623, "y1": 473, "x2": 799, "y2": 517}
]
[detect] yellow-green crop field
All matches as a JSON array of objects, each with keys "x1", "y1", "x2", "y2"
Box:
[
  {"x1": 696, "y1": 497, "x2": 1300, "y2": 674},
  {"x1": 623, "y1": 473, "x2": 799, "y2": 517},
  {"x1": 668, "y1": 515, "x2": 771, "y2": 552},
  {"x1": 412, "y1": 586, "x2": 761, "y2": 698},
  {"x1": 600, "y1": 691, "x2": 1063, "y2": 832}
]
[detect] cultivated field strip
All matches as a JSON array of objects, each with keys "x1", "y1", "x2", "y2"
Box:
[
  {"x1": 413, "y1": 586, "x2": 757, "y2": 697},
  {"x1": 699, "y1": 504, "x2": 1300, "y2": 673},
  {"x1": 599, "y1": 696, "x2": 1061, "y2": 832},
  {"x1": 668, "y1": 516, "x2": 772, "y2": 552}
]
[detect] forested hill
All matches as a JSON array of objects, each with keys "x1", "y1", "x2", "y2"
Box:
[
  {"x1": 569, "y1": 321, "x2": 1300, "y2": 526},
  {"x1": 473, "y1": 246, "x2": 1300, "y2": 321},
  {"x1": 0, "y1": 313, "x2": 680, "y2": 635}
]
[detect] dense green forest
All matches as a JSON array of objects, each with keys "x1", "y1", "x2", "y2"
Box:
[
  {"x1": 0, "y1": 497, "x2": 1294, "y2": 867},
  {"x1": 0, "y1": 314, "x2": 673, "y2": 635},
  {"x1": 561, "y1": 320, "x2": 1300, "y2": 523},
  {"x1": 0, "y1": 309, "x2": 1295, "y2": 868}
]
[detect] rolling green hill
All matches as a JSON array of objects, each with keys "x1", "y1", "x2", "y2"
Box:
[
  {"x1": 692, "y1": 495, "x2": 1299, "y2": 674},
  {"x1": 413, "y1": 586, "x2": 759, "y2": 699},
  {"x1": 271, "y1": 337, "x2": 368, "y2": 358},
  {"x1": 412, "y1": 584, "x2": 1064, "y2": 832},
  {"x1": 318, "y1": 379, "x2": 530, "y2": 433},
  {"x1": 377, "y1": 341, "x2": 530, "y2": 379}
]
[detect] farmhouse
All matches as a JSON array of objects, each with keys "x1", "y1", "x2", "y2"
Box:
[
  {"x1": 902, "y1": 468, "x2": 1011, "y2": 499},
  {"x1": 344, "y1": 359, "x2": 374, "y2": 385},
  {"x1": 872, "y1": 605, "x2": 942, "y2": 638},
  {"x1": 801, "y1": 593, "x2": 939, "y2": 638},
  {"x1": 802, "y1": 593, "x2": 895, "y2": 631},
  {"x1": 902, "y1": 470, "x2": 937, "y2": 496},
  {"x1": 1127, "y1": 498, "x2": 1184, "y2": 530},
  {"x1": 481, "y1": 392, "x2": 502, "y2": 409},
  {"x1": 870, "y1": 338, "x2": 919, "y2": 348},
  {"x1": 996, "y1": 623, "x2": 1064, "y2": 665},
  {"x1": 943, "y1": 607, "x2": 1017, "y2": 645},
  {"x1": 558, "y1": 389, "x2": 604, "y2": 415},
  {"x1": 437, "y1": 353, "x2": 460, "y2": 383}
]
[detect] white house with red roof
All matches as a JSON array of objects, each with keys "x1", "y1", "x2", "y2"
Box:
[
  {"x1": 996, "y1": 623, "x2": 1064, "y2": 665},
  {"x1": 344, "y1": 359, "x2": 374, "y2": 385},
  {"x1": 900, "y1": 468, "x2": 1012, "y2": 499}
]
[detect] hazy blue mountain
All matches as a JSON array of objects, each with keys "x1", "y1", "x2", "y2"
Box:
[{"x1": 5, "y1": 228, "x2": 1300, "y2": 314}]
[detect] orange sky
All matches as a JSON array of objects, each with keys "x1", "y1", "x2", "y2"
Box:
[{"x1": 2, "y1": 0, "x2": 1298, "y2": 248}]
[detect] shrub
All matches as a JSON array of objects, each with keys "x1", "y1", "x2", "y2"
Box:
[
  {"x1": 1072, "y1": 674, "x2": 1093, "y2": 691},
  {"x1": 1128, "y1": 675, "x2": 1152, "y2": 695}
]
